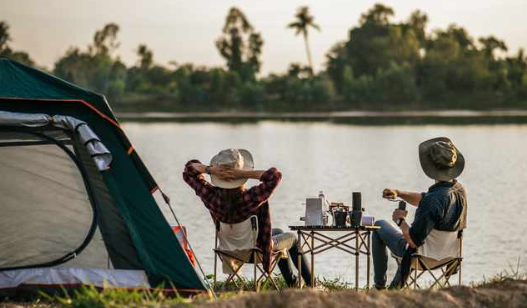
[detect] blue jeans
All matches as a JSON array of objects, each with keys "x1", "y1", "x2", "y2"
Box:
[
  {"x1": 371, "y1": 219, "x2": 407, "y2": 288},
  {"x1": 272, "y1": 228, "x2": 313, "y2": 287}
]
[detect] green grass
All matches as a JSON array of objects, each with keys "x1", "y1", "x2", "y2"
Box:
[
  {"x1": 3, "y1": 265, "x2": 526, "y2": 308},
  {"x1": 38, "y1": 286, "x2": 203, "y2": 308},
  {"x1": 210, "y1": 274, "x2": 353, "y2": 292},
  {"x1": 5, "y1": 275, "x2": 353, "y2": 308},
  {"x1": 472, "y1": 257, "x2": 525, "y2": 287}
]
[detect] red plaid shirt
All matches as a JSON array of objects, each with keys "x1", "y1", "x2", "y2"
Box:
[{"x1": 182, "y1": 160, "x2": 282, "y2": 273}]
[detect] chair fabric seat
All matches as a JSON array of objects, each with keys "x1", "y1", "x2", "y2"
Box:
[
  {"x1": 215, "y1": 248, "x2": 287, "y2": 274},
  {"x1": 410, "y1": 255, "x2": 460, "y2": 270}
]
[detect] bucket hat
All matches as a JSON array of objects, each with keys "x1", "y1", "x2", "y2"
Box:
[{"x1": 419, "y1": 137, "x2": 465, "y2": 181}]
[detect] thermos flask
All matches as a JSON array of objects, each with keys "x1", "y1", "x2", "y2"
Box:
[
  {"x1": 350, "y1": 192, "x2": 362, "y2": 227},
  {"x1": 397, "y1": 201, "x2": 407, "y2": 226}
]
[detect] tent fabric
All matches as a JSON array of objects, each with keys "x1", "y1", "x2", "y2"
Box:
[
  {"x1": 0, "y1": 111, "x2": 112, "y2": 170},
  {"x1": 0, "y1": 59, "x2": 118, "y2": 123},
  {"x1": 0, "y1": 139, "x2": 107, "y2": 269},
  {"x1": 0, "y1": 268, "x2": 149, "y2": 289},
  {"x1": 0, "y1": 58, "x2": 209, "y2": 291},
  {"x1": 72, "y1": 135, "x2": 144, "y2": 270}
]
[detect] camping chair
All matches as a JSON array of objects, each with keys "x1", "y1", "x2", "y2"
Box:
[
  {"x1": 393, "y1": 229, "x2": 463, "y2": 289},
  {"x1": 212, "y1": 215, "x2": 287, "y2": 292}
]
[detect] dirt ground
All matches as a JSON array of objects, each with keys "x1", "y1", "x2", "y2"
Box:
[
  {"x1": 1, "y1": 279, "x2": 526, "y2": 308},
  {"x1": 198, "y1": 280, "x2": 527, "y2": 308}
]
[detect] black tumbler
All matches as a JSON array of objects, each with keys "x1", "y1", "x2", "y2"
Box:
[
  {"x1": 352, "y1": 192, "x2": 361, "y2": 211},
  {"x1": 350, "y1": 192, "x2": 363, "y2": 227}
]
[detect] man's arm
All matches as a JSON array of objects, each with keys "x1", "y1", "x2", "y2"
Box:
[
  {"x1": 383, "y1": 188, "x2": 422, "y2": 206},
  {"x1": 400, "y1": 221, "x2": 417, "y2": 249}
]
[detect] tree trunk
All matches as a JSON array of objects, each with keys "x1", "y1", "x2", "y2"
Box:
[{"x1": 303, "y1": 32, "x2": 314, "y2": 76}]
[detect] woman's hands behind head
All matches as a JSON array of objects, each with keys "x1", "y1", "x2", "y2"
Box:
[{"x1": 211, "y1": 165, "x2": 244, "y2": 182}]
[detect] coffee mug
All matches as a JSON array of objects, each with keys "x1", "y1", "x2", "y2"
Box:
[
  {"x1": 350, "y1": 210, "x2": 362, "y2": 228},
  {"x1": 334, "y1": 211, "x2": 347, "y2": 227}
]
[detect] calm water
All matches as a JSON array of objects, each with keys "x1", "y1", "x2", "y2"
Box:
[{"x1": 124, "y1": 122, "x2": 527, "y2": 285}]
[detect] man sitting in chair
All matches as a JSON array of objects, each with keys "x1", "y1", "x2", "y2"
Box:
[
  {"x1": 373, "y1": 137, "x2": 467, "y2": 289},
  {"x1": 183, "y1": 149, "x2": 313, "y2": 287}
]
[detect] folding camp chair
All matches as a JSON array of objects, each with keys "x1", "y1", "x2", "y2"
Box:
[
  {"x1": 212, "y1": 215, "x2": 287, "y2": 292},
  {"x1": 393, "y1": 229, "x2": 463, "y2": 289}
]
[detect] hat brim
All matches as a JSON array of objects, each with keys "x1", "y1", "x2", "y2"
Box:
[
  {"x1": 210, "y1": 149, "x2": 254, "y2": 189},
  {"x1": 419, "y1": 137, "x2": 465, "y2": 181}
]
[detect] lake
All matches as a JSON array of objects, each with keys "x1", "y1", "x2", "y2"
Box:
[{"x1": 123, "y1": 121, "x2": 527, "y2": 285}]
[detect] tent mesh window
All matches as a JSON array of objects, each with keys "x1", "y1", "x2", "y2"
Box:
[{"x1": 0, "y1": 128, "x2": 140, "y2": 270}]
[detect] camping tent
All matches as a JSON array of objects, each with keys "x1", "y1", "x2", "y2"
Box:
[{"x1": 0, "y1": 58, "x2": 209, "y2": 293}]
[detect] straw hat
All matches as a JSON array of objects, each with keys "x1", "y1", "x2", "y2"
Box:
[
  {"x1": 210, "y1": 149, "x2": 254, "y2": 189},
  {"x1": 419, "y1": 137, "x2": 465, "y2": 181}
]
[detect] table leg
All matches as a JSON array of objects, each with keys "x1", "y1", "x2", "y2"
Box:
[
  {"x1": 311, "y1": 231, "x2": 315, "y2": 287},
  {"x1": 367, "y1": 231, "x2": 371, "y2": 290},
  {"x1": 297, "y1": 230, "x2": 302, "y2": 289},
  {"x1": 355, "y1": 229, "x2": 359, "y2": 291}
]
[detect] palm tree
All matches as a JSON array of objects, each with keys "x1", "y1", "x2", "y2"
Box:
[{"x1": 287, "y1": 6, "x2": 320, "y2": 74}]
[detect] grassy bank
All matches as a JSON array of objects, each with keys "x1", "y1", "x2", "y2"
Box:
[{"x1": 2, "y1": 273, "x2": 526, "y2": 308}]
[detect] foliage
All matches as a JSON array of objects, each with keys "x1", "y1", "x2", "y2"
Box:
[
  {"x1": 3, "y1": 3, "x2": 527, "y2": 112},
  {"x1": 215, "y1": 7, "x2": 263, "y2": 82},
  {"x1": 288, "y1": 6, "x2": 320, "y2": 72},
  {"x1": 0, "y1": 21, "x2": 35, "y2": 66},
  {"x1": 53, "y1": 23, "x2": 126, "y2": 101}
]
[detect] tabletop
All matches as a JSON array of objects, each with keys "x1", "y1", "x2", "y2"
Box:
[{"x1": 289, "y1": 225, "x2": 380, "y2": 231}]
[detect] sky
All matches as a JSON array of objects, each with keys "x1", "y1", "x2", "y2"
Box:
[{"x1": 1, "y1": 0, "x2": 526, "y2": 75}]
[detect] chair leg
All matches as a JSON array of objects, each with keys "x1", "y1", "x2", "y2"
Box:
[
  {"x1": 422, "y1": 262, "x2": 446, "y2": 289},
  {"x1": 405, "y1": 269, "x2": 414, "y2": 289},
  {"x1": 267, "y1": 258, "x2": 281, "y2": 290},
  {"x1": 443, "y1": 260, "x2": 461, "y2": 288},
  {"x1": 442, "y1": 267, "x2": 452, "y2": 288},
  {"x1": 213, "y1": 253, "x2": 218, "y2": 290},
  {"x1": 216, "y1": 252, "x2": 248, "y2": 290},
  {"x1": 256, "y1": 261, "x2": 280, "y2": 291},
  {"x1": 254, "y1": 251, "x2": 259, "y2": 292},
  {"x1": 413, "y1": 259, "x2": 418, "y2": 290},
  {"x1": 409, "y1": 258, "x2": 463, "y2": 290},
  {"x1": 458, "y1": 261, "x2": 462, "y2": 285}
]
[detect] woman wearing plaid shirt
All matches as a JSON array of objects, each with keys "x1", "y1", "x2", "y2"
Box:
[{"x1": 183, "y1": 149, "x2": 313, "y2": 287}]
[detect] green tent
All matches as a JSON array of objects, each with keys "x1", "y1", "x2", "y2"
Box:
[{"x1": 0, "y1": 58, "x2": 209, "y2": 293}]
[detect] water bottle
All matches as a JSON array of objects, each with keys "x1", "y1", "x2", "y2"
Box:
[
  {"x1": 318, "y1": 191, "x2": 329, "y2": 225},
  {"x1": 397, "y1": 201, "x2": 407, "y2": 226},
  {"x1": 320, "y1": 191, "x2": 330, "y2": 210}
]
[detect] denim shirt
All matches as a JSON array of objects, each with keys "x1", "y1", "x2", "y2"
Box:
[{"x1": 409, "y1": 180, "x2": 467, "y2": 247}]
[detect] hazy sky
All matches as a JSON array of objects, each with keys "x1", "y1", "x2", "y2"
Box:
[{"x1": 1, "y1": 0, "x2": 525, "y2": 74}]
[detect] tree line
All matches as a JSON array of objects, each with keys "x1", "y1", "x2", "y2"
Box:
[{"x1": 1, "y1": 3, "x2": 527, "y2": 112}]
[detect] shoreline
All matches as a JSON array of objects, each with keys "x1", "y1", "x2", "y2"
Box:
[{"x1": 115, "y1": 110, "x2": 527, "y2": 124}]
